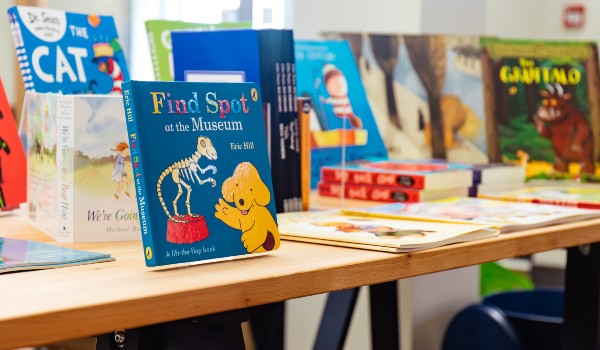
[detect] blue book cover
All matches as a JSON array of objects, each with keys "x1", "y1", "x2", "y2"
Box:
[
  {"x1": 8, "y1": 6, "x2": 129, "y2": 94},
  {"x1": 122, "y1": 80, "x2": 280, "y2": 267},
  {"x1": 295, "y1": 40, "x2": 388, "y2": 188}
]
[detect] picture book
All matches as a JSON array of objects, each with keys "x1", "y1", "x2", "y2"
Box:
[
  {"x1": 342, "y1": 197, "x2": 600, "y2": 233},
  {"x1": 277, "y1": 211, "x2": 498, "y2": 253},
  {"x1": 145, "y1": 19, "x2": 251, "y2": 81},
  {"x1": 171, "y1": 29, "x2": 301, "y2": 213},
  {"x1": 480, "y1": 38, "x2": 600, "y2": 182},
  {"x1": 470, "y1": 163, "x2": 526, "y2": 184},
  {"x1": 7, "y1": 6, "x2": 130, "y2": 94},
  {"x1": 320, "y1": 158, "x2": 473, "y2": 190},
  {"x1": 122, "y1": 80, "x2": 279, "y2": 267},
  {"x1": 0, "y1": 78, "x2": 26, "y2": 211},
  {"x1": 477, "y1": 185, "x2": 600, "y2": 209},
  {"x1": 0, "y1": 236, "x2": 114, "y2": 273},
  {"x1": 323, "y1": 33, "x2": 488, "y2": 163},
  {"x1": 25, "y1": 92, "x2": 139, "y2": 242},
  {"x1": 294, "y1": 39, "x2": 388, "y2": 188},
  {"x1": 317, "y1": 181, "x2": 469, "y2": 203}
]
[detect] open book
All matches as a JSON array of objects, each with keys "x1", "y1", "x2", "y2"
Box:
[
  {"x1": 342, "y1": 197, "x2": 600, "y2": 233},
  {"x1": 277, "y1": 211, "x2": 498, "y2": 253},
  {"x1": 0, "y1": 237, "x2": 114, "y2": 273}
]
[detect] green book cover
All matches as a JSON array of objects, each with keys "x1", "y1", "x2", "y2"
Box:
[{"x1": 145, "y1": 20, "x2": 251, "y2": 81}]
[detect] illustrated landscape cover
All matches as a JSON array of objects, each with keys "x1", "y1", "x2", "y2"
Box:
[
  {"x1": 480, "y1": 38, "x2": 600, "y2": 182},
  {"x1": 7, "y1": 6, "x2": 130, "y2": 94},
  {"x1": 324, "y1": 33, "x2": 488, "y2": 163},
  {"x1": 343, "y1": 197, "x2": 600, "y2": 233},
  {"x1": 123, "y1": 81, "x2": 280, "y2": 267},
  {"x1": 277, "y1": 211, "x2": 497, "y2": 253},
  {"x1": 145, "y1": 19, "x2": 251, "y2": 81},
  {"x1": 295, "y1": 39, "x2": 388, "y2": 188},
  {"x1": 0, "y1": 78, "x2": 26, "y2": 210}
]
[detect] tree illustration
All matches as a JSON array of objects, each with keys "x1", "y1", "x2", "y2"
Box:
[{"x1": 369, "y1": 34, "x2": 401, "y2": 129}]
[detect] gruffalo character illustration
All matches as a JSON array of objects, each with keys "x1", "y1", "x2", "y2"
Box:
[{"x1": 533, "y1": 83, "x2": 595, "y2": 174}]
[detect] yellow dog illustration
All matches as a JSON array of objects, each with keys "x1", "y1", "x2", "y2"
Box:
[{"x1": 215, "y1": 162, "x2": 280, "y2": 253}]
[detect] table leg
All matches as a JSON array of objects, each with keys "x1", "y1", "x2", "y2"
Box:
[
  {"x1": 249, "y1": 302, "x2": 285, "y2": 350},
  {"x1": 370, "y1": 281, "x2": 399, "y2": 350},
  {"x1": 563, "y1": 243, "x2": 600, "y2": 350},
  {"x1": 314, "y1": 287, "x2": 360, "y2": 350}
]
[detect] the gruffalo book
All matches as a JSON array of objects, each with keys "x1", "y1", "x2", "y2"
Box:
[
  {"x1": 122, "y1": 81, "x2": 280, "y2": 267},
  {"x1": 480, "y1": 38, "x2": 600, "y2": 182}
]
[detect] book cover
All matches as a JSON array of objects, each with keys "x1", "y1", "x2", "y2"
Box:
[
  {"x1": 320, "y1": 158, "x2": 473, "y2": 190},
  {"x1": 477, "y1": 185, "x2": 600, "y2": 209},
  {"x1": 172, "y1": 29, "x2": 301, "y2": 213},
  {"x1": 145, "y1": 19, "x2": 251, "y2": 81},
  {"x1": 469, "y1": 163, "x2": 526, "y2": 184},
  {"x1": 318, "y1": 181, "x2": 468, "y2": 203},
  {"x1": 25, "y1": 92, "x2": 139, "y2": 242},
  {"x1": 0, "y1": 236, "x2": 113, "y2": 273},
  {"x1": 295, "y1": 39, "x2": 388, "y2": 188},
  {"x1": 480, "y1": 38, "x2": 600, "y2": 182},
  {"x1": 8, "y1": 6, "x2": 130, "y2": 94},
  {"x1": 277, "y1": 211, "x2": 497, "y2": 253},
  {"x1": 343, "y1": 196, "x2": 600, "y2": 233},
  {"x1": 0, "y1": 78, "x2": 26, "y2": 210},
  {"x1": 122, "y1": 80, "x2": 279, "y2": 267},
  {"x1": 323, "y1": 33, "x2": 488, "y2": 163}
]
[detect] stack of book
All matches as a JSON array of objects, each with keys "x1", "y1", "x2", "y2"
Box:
[
  {"x1": 468, "y1": 163, "x2": 526, "y2": 197},
  {"x1": 317, "y1": 158, "x2": 473, "y2": 203}
]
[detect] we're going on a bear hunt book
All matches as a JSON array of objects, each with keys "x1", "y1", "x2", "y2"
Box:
[
  {"x1": 122, "y1": 81, "x2": 280, "y2": 267},
  {"x1": 8, "y1": 6, "x2": 129, "y2": 94}
]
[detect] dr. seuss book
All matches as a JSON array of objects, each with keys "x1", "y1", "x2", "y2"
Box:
[
  {"x1": 343, "y1": 197, "x2": 600, "y2": 233},
  {"x1": 172, "y1": 29, "x2": 301, "y2": 213},
  {"x1": 323, "y1": 33, "x2": 488, "y2": 163},
  {"x1": 477, "y1": 185, "x2": 600, "y2": 209},
  {"x1": 145, "y1": 19, "x2": 251, "y2": 81},
  {"x1": 7, "y1": 6, "x2": 129, "y2": 94},
  {"x1": 25, "y1": 93, "x2": 139, "y2": 242},
  {"x1": 122, "y1": 81, "x2": 280, "y2": 267},
  {"x1": 320, "y1": 158, "x2": 473, "y2": 190},
  {"x1": 0, "y1": 78, "x2": 26, "y2": 211},
  {"x1": 277, "y1": 211, "x2": 497, "y2": 253},
  {"x1": 295, "y1": 40, "x2": 387, "y2": 188},
  {"x1": 480, "y1": 38, "x2": 600, "y2": 182}
]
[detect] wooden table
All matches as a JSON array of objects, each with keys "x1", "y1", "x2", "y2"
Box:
[{"x1": 2, "y1": 213, "x2": 600, "y2": 350}]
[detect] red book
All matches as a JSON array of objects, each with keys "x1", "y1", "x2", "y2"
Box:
[
  {"x1": 320, "y1": 159, "x2": 473, "y2": 190},
  {"x1": 0, "y1": 78, "x2": 26, "y2": 210},
  {"x1": 318, "y1": 181, "x2": 468, "y2": 203}
]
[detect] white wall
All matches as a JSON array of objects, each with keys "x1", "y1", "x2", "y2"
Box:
[{"x1": 421, "y1": 0, "x2": 485, "y2": 34}]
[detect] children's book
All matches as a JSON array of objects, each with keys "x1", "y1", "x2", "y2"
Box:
[
  {"x1": 7, "y1": 6, "x2": 130, "y2": 94},
  {"x1": 0, "y1": 78, "x2": 26, "y2": 211},
  {"x1": 145, "y1": 20, "x2": 251, "y2": 81},
  {"x1": 122, "y1": 80, "x2": 280, "y2": 267},
  {"x1": 294, "y1": 39, "x2": 388, "y2": 188},
  {"x1": 323, "y1": 33, "x2": 488, "y2": 163},
  {"x1": 25, "y1": 93, "x2": 139, "y2": 242},
  {"x1": 342, "y1": 197, "x2": 600, "y2": 233},
  {"x1": 320, "y1": 158, "x2": 473, "y2": 190},
  {"x1": 477, "y1": 185, "x2": 600, "y2": 209},
  {"x1": 470, "y1": 163, "x2": 526, "y2": 185},
  {"x1": 277, "y1": 211, "x2": 498, "y2": 253},
  {"x1": 480, "y1": 38, "x2": 600, "y2": 182},
  {"x1": 0, "y1": 236, "x2": 114, "y2": 273},
  {"x1": 171, "y1": 29, "x2": 301, "y2": 213}
]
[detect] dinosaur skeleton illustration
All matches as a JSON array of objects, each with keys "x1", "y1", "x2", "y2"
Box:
[{"x1": 157, "y1": 136, "x2": 218, "y2": 223}]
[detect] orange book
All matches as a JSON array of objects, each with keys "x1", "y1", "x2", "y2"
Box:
[{"x1": 298, "y1": 97, "x2": 311, "y2": 210}]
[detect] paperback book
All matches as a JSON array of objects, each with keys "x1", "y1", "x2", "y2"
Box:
[
  {"x1": 277, "y1": 211, "x2": 497, "y2": 253},
  {"x1": 343, "y1": 196, "x2": 600, "y2": 233},
  {"x1": 7, "y1": 6, "x2": 130, "y2": 94},
  {"x1": 0, "y1": 236, "x2": 114, "y2": 273},
  {"x1": 477, "y1": 185, "x2": 600, "y2": 209},
  {"x1": 122, "y1": 80, "x2": 280, "y2": 267},
  {"x1": 0, "y1": 78, "x2": 26, "y2": 211}
]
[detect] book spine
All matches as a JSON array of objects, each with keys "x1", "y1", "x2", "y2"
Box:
[
  {"x1": 317, "y1": 182, "x2": 421, "y2": 202},
  {"x1": 8, "y1": 9, "x2": 33, "y2": 90},
  {"x1": 298, "y1": 97, "x2": 311, "y2": 211},
  {"x1": 122, "y1": 82, "x2": 156, "y2": 267},
  {"x1": 56, "y1": 95, "x2": 75, "y2": 242},
  {"x1": 320, "y1": 168, "x2": 427, "y2": 189}
]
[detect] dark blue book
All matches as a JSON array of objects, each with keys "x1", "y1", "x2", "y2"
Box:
[
  {"x1": 8, "y1": 6, "x2": 129, "y2": 94},
  {"x1": 122, "y1": 80, "x2": 280, "y2": 267},
  {"x1": 171, "y1": 29, "x2": 301, "y2": 213}
]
